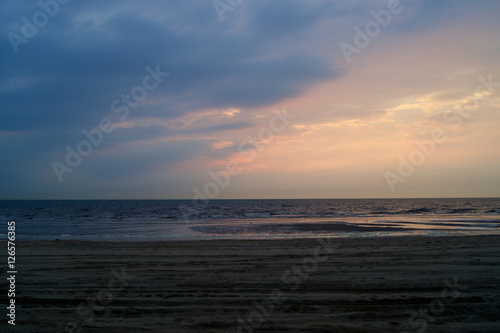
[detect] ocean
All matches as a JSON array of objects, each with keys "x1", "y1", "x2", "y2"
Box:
[{"x1": 1, "y1": 198, "x2": 500, "y2": 241}]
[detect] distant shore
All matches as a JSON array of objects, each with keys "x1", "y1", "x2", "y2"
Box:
[{"x1": 12, "y1": 235, "x2": 500, "y2": 332}]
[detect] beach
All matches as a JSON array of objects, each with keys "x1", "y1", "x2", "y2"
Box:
[{"x1": 7, "y1": 234, "x2": 499, "y2": 332}]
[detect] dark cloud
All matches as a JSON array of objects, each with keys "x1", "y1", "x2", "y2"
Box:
[{"x1": 1, "y1": 1, "x2": 339, "y2": 130}]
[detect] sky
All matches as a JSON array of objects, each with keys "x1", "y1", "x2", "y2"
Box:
[{"x1": 1, "y1": 0, "x2": 500, "y2": 199}]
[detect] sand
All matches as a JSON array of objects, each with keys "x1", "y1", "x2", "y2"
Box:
[{"x1": 5, "y1": 235, "x2": 500, "y2": 332}]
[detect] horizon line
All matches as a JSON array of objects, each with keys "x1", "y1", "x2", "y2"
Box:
[{"x1": 1, "y1": 196, "x2": 500, "y2": 201}]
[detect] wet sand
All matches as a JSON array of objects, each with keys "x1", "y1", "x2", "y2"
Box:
[{"x1": 7, "y1": 235, "x2": 500, "y2": 332}]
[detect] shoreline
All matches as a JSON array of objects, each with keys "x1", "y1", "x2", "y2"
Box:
[
  {"x1": 10, "y1": 212, "x2": 500, "y2": 242},
  {"x1": 15, "y1": 231, "x2": 500, "y2": 244}
]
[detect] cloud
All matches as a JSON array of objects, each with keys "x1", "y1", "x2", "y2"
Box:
[
  {"x1": 1, "y1": 1, "x2": 340, "y2": 131},
  {"x1": 1, "y1": 0, "x2": 499, "y2": 198}
]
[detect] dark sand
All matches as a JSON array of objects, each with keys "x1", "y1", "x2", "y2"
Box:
[{"x1": 5, "y1": 235, "x2": 500, "y2": 332}]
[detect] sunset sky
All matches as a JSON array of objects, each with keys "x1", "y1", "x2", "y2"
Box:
[{"x1": 1, "y1": 0, "x2": 500, "y2": 199}]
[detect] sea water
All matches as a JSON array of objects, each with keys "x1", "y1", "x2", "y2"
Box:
[{"x1": 1, "y1": 198, "x2": 499, "y2": 241}]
